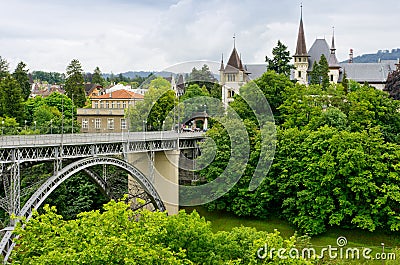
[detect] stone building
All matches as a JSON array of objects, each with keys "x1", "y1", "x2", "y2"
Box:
[{"x1": 219, "y1": 41, "x2": 250, "y2": 108}]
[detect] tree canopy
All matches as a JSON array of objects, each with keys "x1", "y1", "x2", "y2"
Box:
[
  {"x1": 91, "y1": 66, "x2": 105, "y2": 87},
  {"x1": 13, "y1": 62, "x2": 31, "y2": 101},
  {"x1": 186, "y1": 64, "x2": 218, "y2": 94},
  {"x1": 265, "y1": 40, "x2": 294, "y2": 77},
  {"x1": 12, "y1": 200, "x2": 312, "y2": 264},
  {"x1": 199, "y1": 72, "x2": 400, "y2": 236},
  {"x1": 309, "y1": 55, "x2": 329, "y2": 89},
  {"x1": 0, "y1": 74, "x2": 24, "y2": 122},
  {"x1": 126, "y1": 77, "x2": 176, "y2": 131},
  {"x1": 65, "y1": 59, "x2": 86, "y2": 107}
]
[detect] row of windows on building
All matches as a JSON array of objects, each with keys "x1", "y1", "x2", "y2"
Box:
[
  {"x1": 294, "y1": 58, "x2": 308, "y2": 62},
  {"x1": 81, "y1": 118, "x2": 127, "y2": 130},
  {"x1": 93, "y1": 101, "x2": 131, "y2": 109},
  {"x1": 226, "y1": 73, "x2": 245, "y2": 82}
]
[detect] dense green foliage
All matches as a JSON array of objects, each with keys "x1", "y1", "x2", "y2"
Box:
[
  {"x1": 0, "y1": 56, "x2": 9, "y2": 79},
  {"x1": 127, "y1": 77, "x2": 177, "y2": 131},
  {"x1": 265, "y1": 40, "x2": 294, "y2": 77},
  {"x1": 11, "y1": 200, "x2": 311, "y2": 264},
  {"x1": 309, "y1": 55, "x2": 330, "y2": 89},
  {"x1": 0, "y1": 74, "x2": 24, "y2": 122},
  {"x1": 199, "y1": 71, "x2": 400, "y2": 236},
  {"x1": 24, "y1": 92, "x2": 78, "y2": 134},
  {"x1": 31, "y1": 71, "x2": 65, "y2": 84},
  {"x1": 12, "y1": 62, "x2": 31, "y2": 101},
  {"x1": 91, "y1": 66, "x2": 106, "y2": 87},
  {"x1": 186, "y1": 64, "x2": 218, "y2": 95}
]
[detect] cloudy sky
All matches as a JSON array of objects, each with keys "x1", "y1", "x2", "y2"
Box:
[{"x1": 1, "y1": 0, "x2": 399, "y2": 73}]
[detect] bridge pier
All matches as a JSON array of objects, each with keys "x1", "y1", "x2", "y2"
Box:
[{"x1": 127, "y1": 150, "x2": 180, "y2": 215}]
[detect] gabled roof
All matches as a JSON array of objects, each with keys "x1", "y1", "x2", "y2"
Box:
[
  {"x1": 85, "y1": 83, "x2": 102, "y2": 95},
  {"x1": 340, "y1": 61, "x2": 397, "y2": 83},
  {"x1": 91, "y1": 89, "x2": 144, "y2": 100}
]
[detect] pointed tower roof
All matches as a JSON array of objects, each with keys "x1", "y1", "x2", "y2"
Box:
[
  {"x1": 295, "y1": 4, "x2": 308, "y2": 57},
  {"x1": 219, "y1": 53, "x2": 225, "y2": 71},
  {"x1": 225, "y1": 47, "x2": 244, "y2": 73},
  {"x1": 328, "y1": 28, "x2": 340, "y2": 68}
]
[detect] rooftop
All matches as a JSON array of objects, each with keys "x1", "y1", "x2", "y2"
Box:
[{"x1": 91, "y1": 89, "x2": 144, "y2": 100}]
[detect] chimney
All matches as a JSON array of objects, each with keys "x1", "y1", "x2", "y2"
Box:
[
  {"x1": 349, "y1": 49, "x2": 353, "y2": 63},
  {"x1": 109, "y1": 91, "x2": 112, "y2": 98}
]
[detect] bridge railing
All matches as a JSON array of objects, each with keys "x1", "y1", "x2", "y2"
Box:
[{"x1": 0, "y1": 131, "x2": 204, "y2": 148}]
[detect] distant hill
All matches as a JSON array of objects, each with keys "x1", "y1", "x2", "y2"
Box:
[
  {"x1": 102, "y1": 71, "x2": 174, "y2": 79},
  {"x1": 342, "y1": 48, "x2": 400, "y2": 63}
]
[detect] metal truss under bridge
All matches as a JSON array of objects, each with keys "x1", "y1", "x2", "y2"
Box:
[{"x1": 0, "y1": 131, "x2": 203, "y2": 263}]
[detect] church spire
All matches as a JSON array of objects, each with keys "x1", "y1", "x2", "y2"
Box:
[
  {"x1": 295, "y1": 3, "x2": 308, "y2": 56},
  {"x1": 328, "y1": 26, "x2": 340, "y2": 68},
  {"x1": 219, "y1": 53, "x2": 224, "y2": 71}
]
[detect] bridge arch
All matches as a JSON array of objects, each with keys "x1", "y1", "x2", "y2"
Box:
[{"x1": 1, "y1": 156, "x2": 165, "y2": 262}]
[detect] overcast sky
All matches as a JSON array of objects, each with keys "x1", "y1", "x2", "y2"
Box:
[{"x1": 1, "y1": 0, "x2": 399, "y2": 73}]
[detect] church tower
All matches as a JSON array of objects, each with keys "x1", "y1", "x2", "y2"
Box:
[
  {"x1": 220, "y1": 36, "x2": 249, "y2": 108},
  {"x1": 328, "y1": 28, "x2": 341, "y2": 83},
  {"x1": 293, "y1": 5, "x2": 309, "y2": 85}
]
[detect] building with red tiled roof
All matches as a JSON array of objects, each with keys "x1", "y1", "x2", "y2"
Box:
[
  {"x1": 91, "y1": 89, "x2": 144, "y2": 109},
  {"x1": 77, "y1": 89, "x2": 144, "y2": 133}
]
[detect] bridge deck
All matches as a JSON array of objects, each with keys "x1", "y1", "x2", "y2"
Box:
[
  {"x1": 0, "y1": 131, "x2": 204, "y2": 163},
  {"x1": 0, "y1": 131, "x2": 203, "y2": 148}
]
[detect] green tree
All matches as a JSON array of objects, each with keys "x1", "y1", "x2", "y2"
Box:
[
  {"x1": 309, "y1": 61, "x2": 320, "y2": 85},
  {"x1": 13, "y1": 61, "x2": 31, "y2": 100},
  {"x1": 92, "y1": 66, "x2": 105, "y2": 86},
  {"x1": 180, "y1": 83, "x2": 209, "y2": 102},
  {"x1": 319, "y1": 54, "x2": 330, "y2": 89},
  {"x1": 126, "y1": 77, "x2": 177, "y2": 131},
  {"x1": 65, "y1": 59, "x2": 86, "y2": 107},
  {"x1": 265, "y1": 40, "x2": 294, "y2": 77},
  {"x1": 308, "y1": 107, "x2": 348, "y2": 130},
  {"x1": 24, "y1": 92, "x2": 78, "y2": 133},
  {"x1": 210, "y1": 83, "x2": 222, "y2": 99},
  {"x1": 186, "y1": 64, "x2": 217, "y2": 94},
  {"x1": 31, "y1": 71, "x2": 65, "y2": 84},
  {"x1": 91, "y1": 66, "x2": 105, "y2": 87},
  {"x1": 0, "y1": 74, "x2": 24, "y2": 121},
  {"x1": 309, "y1": 55, "x2": 329, "y2": 89},
  {"x1": 345, "y1": 84, "x2": 400, "y2": 143},
  {"x1": 342, "y1": 70, "x2": 349, "y2": 94},
  {"x1": 0, "y1": 56, "x2": 9, "y2": 79},
  {"x1": 263, "y1": 126, "x2": 400, "y2": 235}
]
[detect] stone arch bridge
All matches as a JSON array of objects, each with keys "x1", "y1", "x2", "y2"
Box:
[{"x1": 0, "y1": 131, "x2": 203, "y2": 262}]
